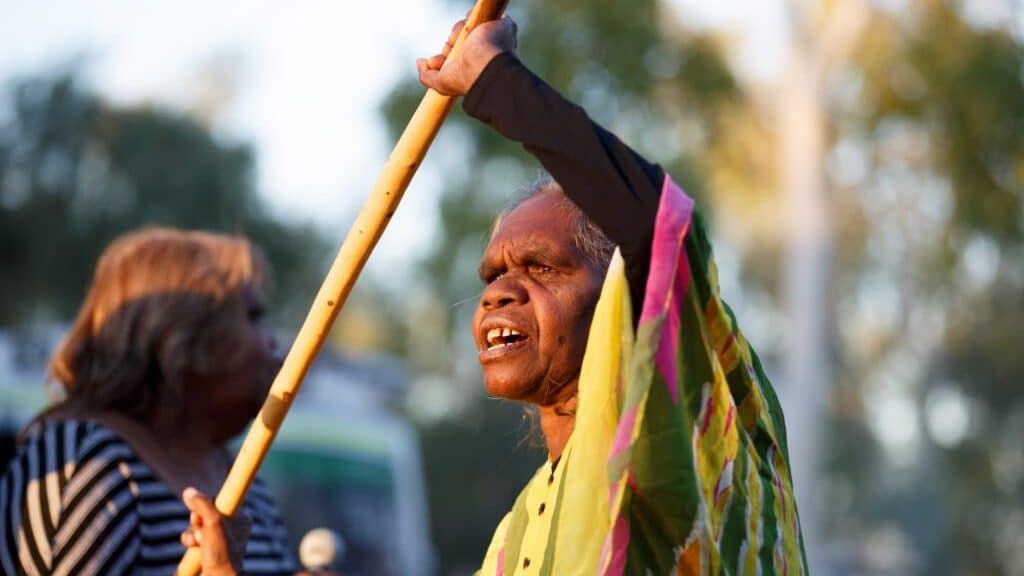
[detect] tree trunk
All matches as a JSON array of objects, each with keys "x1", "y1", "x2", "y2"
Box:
[{"x1": 780, "y1": 34, "x2": 829, "y2": 575}]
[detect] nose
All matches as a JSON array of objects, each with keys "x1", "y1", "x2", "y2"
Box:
[{"x1": 480, "y1": 276, "x2": 528, "y2": 311}]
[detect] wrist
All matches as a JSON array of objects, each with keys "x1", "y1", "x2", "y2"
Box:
[
  {"x1": 463, "y1": 52, "x2": 521, "y2": 117},
  {"x1": 464, "y1": 44, "x2": 506, "y2": 92}
]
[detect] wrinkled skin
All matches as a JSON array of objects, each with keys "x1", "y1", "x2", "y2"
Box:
[{"x1": 473, "y1": 195, "x2": 603, "y2": 411}]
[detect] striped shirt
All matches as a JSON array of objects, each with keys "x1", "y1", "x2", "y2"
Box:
[{"x1": 0, "y1": 420, "x2": 297, "y2": 575}]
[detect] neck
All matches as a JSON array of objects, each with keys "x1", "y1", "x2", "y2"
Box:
[
  {"x1": 538, "y1": 395, "x2": 577, "y2": 462},
  {"x1": 150, "y1": 413, "x2": 229, "y2": 494},
  {"x1": 163, "y1": 426, "x2": 220, "y2": 464}
]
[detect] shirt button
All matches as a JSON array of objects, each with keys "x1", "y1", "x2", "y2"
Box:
[
  {"x1": 523, "y1": 557, "x2": 531, "y2": 569},
  {"x1": 548, "y1": 473, "x2": 555, "y2": 485},
  {"x1": 538, "y1": 502, "x2": 546, "y2": 515}
]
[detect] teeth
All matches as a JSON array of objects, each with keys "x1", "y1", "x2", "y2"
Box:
[{"x1": 484, "y1": 326, "x2": 524, "y2": 350}]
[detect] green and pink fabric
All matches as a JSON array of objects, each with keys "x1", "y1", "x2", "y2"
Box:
[{"x1": 478, "y1": 177, "x2": 808, "y2": 575}]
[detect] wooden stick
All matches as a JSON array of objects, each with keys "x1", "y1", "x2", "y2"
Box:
[{"x1": 177, "y1": 2, "x2": 509, "y2": 573}]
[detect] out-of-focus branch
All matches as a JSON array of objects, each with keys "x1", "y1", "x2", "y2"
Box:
[{"x1": 817, "y1": 0, "x2": 871, "y2": 69}]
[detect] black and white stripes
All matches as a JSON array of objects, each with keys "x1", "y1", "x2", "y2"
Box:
[{"x1": 0, "y1": 420, "x2": 296, "y2": 575}]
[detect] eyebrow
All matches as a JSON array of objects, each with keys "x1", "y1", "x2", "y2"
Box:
[
  {"x1": 478, "y1": 261, "x2": 499, "y2": 282},
  {"x1": 478, "y1": 239, "x2": 578, "y2": 281}
]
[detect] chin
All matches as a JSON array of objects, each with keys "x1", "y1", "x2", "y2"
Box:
[
  {"x1": 484, "y1": 382, "x2": 518, "y2": 400},
  {"x1": 482, "y1": 370, "x2": 538, "y2": 402}
]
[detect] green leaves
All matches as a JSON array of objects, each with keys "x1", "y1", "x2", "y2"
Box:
[{"x1": 0, "y1": 72, "x2": 329, "y2": 326}]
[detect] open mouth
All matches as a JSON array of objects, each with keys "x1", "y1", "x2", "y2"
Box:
[{"x1": 484, "y1": 327, "x2": 529, "y2": 351}]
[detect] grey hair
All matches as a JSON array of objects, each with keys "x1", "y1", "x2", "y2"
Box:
[{"x1": 495, "y1": 176, "x2": 616, "y2": 272}]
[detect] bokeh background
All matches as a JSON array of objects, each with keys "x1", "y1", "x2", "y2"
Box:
[{"x1": 1, "y1": 0, "x2": 1022, "y2": 574}]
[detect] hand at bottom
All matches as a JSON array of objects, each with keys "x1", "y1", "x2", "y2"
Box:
[{"x1": 180, "y1": 487, "x2": 251, "y2": 576}]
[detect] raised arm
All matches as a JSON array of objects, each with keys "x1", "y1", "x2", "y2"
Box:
[{"x1": 418, "y1": 17, "x2": 665, "y2": 310}]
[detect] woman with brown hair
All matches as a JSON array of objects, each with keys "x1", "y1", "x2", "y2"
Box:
[{"x1": 0, "y1": 227, "x2": 296, "y2": 575}]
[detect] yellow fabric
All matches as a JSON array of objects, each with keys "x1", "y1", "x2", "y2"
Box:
[
  {"x1": 477, "y1": 441, "x2": 572, "y2": 576},
  {"x1": 478, "y1": 252, "x2": 628, "y2": 575},
  {"x1": 520, "y1": 438, "x2": 571, "y2": 574},
  {"x1": 479, "y1": 512, "x2": 511, "y2": 576}
]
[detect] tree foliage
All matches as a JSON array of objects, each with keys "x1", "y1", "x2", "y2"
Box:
[
  {"x1": 0, "y1": 72, "x2": 329, "y2": 326},
  {"x1": 824, "y1": 1, "x2": 1024, "y2": 573}
]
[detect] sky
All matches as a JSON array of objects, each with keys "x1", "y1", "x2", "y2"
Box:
[
  {"x1": 0, "y1": 0, "x2": 788, "y2": 266},
  {"x1": 2, "y1": 0, "x2": 1020, "y2": 262}
]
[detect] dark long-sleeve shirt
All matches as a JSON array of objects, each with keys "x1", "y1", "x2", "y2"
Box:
[{"x1": 463, "y1": 52, "x2": 665, "y2": 311}]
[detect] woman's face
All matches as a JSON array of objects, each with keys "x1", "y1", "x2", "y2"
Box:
[
  {"x1": 203, "y1": 283, "x2": 280, "y2": 442},
  {"x1": 473, "y1": 195, "x2": 603, "y2": 406}
]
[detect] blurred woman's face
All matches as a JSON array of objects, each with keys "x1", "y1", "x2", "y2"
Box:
[{"x1": 203, "y1": 283, "x2": 280, "y2": 443}]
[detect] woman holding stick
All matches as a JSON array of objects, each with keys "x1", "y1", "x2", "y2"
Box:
[{"x1": 415, "y1": 15, "x2": 808, "y2": 574}]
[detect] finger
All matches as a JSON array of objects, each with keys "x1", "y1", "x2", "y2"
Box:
[
  {"x1": 443, "y1": 20, "x2": 466, "y2": 57},
  {"x1": 182, "y1": 487, "x2": 221, "y2": 532},
  {"x1": 183, "y1": 487, "x2": 234, "y2": 570},
  {"x1": 417, "y1": 58, "x2": 433, "y2": 77},
  {"x1": 453, "y1": 19, "x2": 466, "y2": 39},
  {"x1": 417, "y1": 59, "x2": 444, "y2": 93},
  {"x1": 416, "y1": 56, "x2": 443, "y2": 73},
  {"x1": 180, "y1": 527, "x2": 203, "y2": 546},
  {"x1": 451, "y1": 19, "x2": 466, "y2": 40}
]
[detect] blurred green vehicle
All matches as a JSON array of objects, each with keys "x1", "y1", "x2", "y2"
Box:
[{"x1": 0, "y1": 324, "x2": 435, "y2": 576}]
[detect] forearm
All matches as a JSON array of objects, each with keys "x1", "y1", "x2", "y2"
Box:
[{"x1": 463, "y1": 52, "x2": 664, "y2": 308}]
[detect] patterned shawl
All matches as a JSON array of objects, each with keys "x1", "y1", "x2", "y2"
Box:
[{"x1": 477, "y1": 176, "x2": 808, "y2": 575}]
